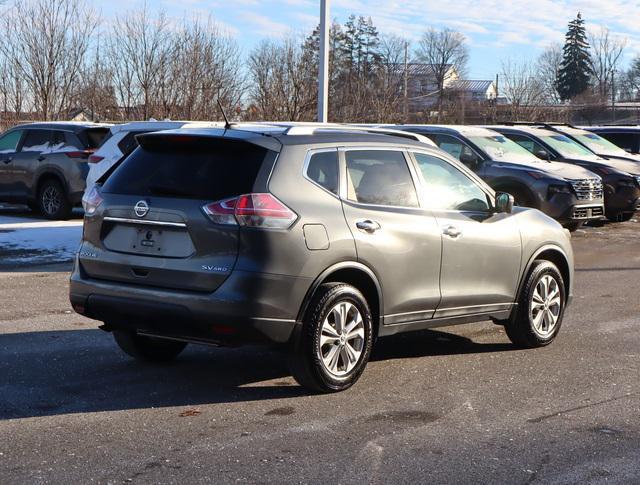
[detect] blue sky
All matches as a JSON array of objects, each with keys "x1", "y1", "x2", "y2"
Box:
[{"x1": 96, "y1": 0, "x2": 640, "y2": 79}]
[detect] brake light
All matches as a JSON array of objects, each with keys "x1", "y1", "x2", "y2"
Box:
[
  {"x1": 82, "y1": 186, "x2": 103, "y2": 215},
  {"x1": 88, "y1": 154, "x2": 104, "y2": 163},
  {"x1": 202, "y1": 193, "x2": 297, "y2": 229},
  {"x1": 65, "y1": 149, "x2": 95, "y2": 160}
]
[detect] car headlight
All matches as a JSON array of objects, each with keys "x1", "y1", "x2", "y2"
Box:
[{"x1": 547, "y1": 184, "x2": 573, "y2": 200}]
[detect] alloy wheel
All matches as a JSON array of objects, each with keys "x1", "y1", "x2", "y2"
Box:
[
  {"x1": 529, "y1": 274, "x2": 562, "y2": 338},
  {"x1": 318, "y1": 301, "x2": 365, "y2": 377},
  {"x1": 42, "y1": 185, "x2": 62, "y2": 216}
]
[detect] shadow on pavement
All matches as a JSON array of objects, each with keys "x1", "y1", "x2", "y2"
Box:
[{"x1": 0, "y1": 326, "x2": 514, "y2": 420}]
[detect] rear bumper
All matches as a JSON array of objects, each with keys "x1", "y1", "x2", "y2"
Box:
[{"x1": 69, "y1": 259, "x2": 310, "y2": 345}]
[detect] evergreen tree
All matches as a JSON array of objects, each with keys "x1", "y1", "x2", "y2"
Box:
[{"x1": 555, "y1": 13, "x2": 592, "y2": 101}]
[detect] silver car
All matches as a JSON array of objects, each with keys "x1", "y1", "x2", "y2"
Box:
[{"x1": 70, "y1": 124, "x2": 574, "y2": 392}]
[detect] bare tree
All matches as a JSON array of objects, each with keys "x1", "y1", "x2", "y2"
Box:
[
  {"x1": 415, "y1": 28, "x2": 468, "y2": 121},
  {"x1": 107, "y1": 7, "x2": 173, "y2": 120},
  {"x1": 0, "y1": 0, "x2": 98, "y2": 120},
  {"x1": 372, "y1": 35, "x2": 408, "y2": 122},
  {"x1": 589, "y1": 27, "x2": 627, "y2": 99},
  {"x1": 248, "y1": 37, "x2": 316, "y2": 121},
  {"x1": 536, "y1": 44, "x2": 563, "y2": 103},
  {"x1": 500, "y1": 58, "x2": 546, "y2": 120}
]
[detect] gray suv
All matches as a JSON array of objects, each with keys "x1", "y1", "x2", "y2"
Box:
[
  {"x1": 389, "y1": 125, "x2": 605, "y2": 230},
  {"x1": 0, "y1": 122, "x2": 110, "y2": 219},
  {"x1": 70, "y1": 124, "x2": 574, "y2": 392}
]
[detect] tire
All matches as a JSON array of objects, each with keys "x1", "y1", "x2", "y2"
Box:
[
  {"x1": 289, "y1": 283, "x2": 374, "y2": 393},
  {"x1": 564, "y1": 221, "x2": 584, "y2": 232},
  {"x1": 113, "y1": 330, "x2": 187, "y2": 362},
  {"x1": 38, "y1": 179, "x2": 71, "y2": 220},
  {"x1": 607, "y1": 212, "x2": 634, "y2": 223},
  {"x1": 505, "y1": 260, "x2": 566, "y2": 348}
]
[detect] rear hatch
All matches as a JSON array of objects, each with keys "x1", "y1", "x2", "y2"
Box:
[{"x1": 80, "y1": 133, "x2": 276, "y2": 292}]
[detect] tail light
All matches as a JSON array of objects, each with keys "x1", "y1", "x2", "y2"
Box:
[
  {"x1": 202, "y1": 193, "x2": 297, "y2": 229},
  {"x1": 88, "y1": 154, "x2": 105, "y2": 163},
  {"x1": 82, "y1": 186, "x2": 103, "y2": 215},
  {"x1": 65, "y1": 149, "x2": 96, "y2": 160}
]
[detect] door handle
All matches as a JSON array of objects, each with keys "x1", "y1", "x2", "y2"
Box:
[
  {"x1": 442, "y1": 225, "x2": 462, "y2": 238},
  {"x1": 2, "y1": 158, "x2": 12, "y2": 164},
  {"x1": 356, "y1": 220, "x2": 381, "y2": 233},
  {"x1": 37, "y1": 155, "x2": 46, "y2": 162}
]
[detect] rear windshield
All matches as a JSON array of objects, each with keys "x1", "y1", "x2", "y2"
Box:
[{"x1": 101, "y1": 137, "x2": 270, "y2": 200}]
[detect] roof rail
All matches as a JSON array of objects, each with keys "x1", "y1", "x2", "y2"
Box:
[
  {"x1": 502, "y1": 121, "x2": 582, "y2": 131},
  {"x1": 249, "y1": 122, "x2": 437, "y2": 146}
]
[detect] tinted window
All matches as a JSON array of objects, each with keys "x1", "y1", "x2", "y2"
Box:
[
  {"x1": 0, "y1": 130, "x2": 23, "y2": 153},
  {"x1": 599, "y1": 132, "x2": 639, "y2": 153},
  {"x1": 21, "y1": 130, "x2": 52, "y2": 152},
  {"x1": 507, "y1": 134, "x2": 549, "y2": 158},
  {"x1": 306, "y1": 150, "x2": 338, "y2": 194},
  {"x1": 117, "y1": 132, "x2": 146, "y2": 157},
  {"x1": 345, "y1": 150, "x2": 418, "y2": 207},
  {"x1": 82, "y1": 128, "x2": 110, "y2": 149},
  {"x1": 413, "y1": 152, "x2": 490, "y2": 212},
  {"x1": 434, "y1": 134, "x2": 478, "y2": 166},
  {"x1": 102, "y1": 137, "x2": 270, "y2": 201}
]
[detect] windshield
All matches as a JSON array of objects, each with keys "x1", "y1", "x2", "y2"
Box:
[
  {"x1": 542, "y1": 134, "x2": 597, "y2": 158},
  {"x1": 468, "y1": 135, "x2": 539, "y2": 162},
  {"x1": 573, "y1": 133, "x2": 628, "y2": 155}
]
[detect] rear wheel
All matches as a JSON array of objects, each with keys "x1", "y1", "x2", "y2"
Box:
[
  {"x1": 38, "y1": 179, "x2": 71, "y2": 220},
  {"x1": 113, "y1": 330, "x2": 187, "y2": 362},
  {"x1": 505, "y1": 260, "x2": 566, "y2": 348},
  {"x1": 289, "y1": 283, "x2": 374, "y2": 393}
]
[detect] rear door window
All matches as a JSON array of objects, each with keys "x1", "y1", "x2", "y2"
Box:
[
  {"x1": 20, "y1": 130, "x2": 52, "y2": 152},
  {"x1": 345, "y1": 150, "x2": 418, "y2": 207},
  {"x1": 102, "y1": 137, "x2": 272, "y2": 201}
]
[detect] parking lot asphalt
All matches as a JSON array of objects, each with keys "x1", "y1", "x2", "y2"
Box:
[{"x1": 0, "y1": 209, "x2": 639, "y2": 484}]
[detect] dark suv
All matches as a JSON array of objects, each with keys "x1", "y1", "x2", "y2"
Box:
[
  {"x1": 70, "y1": 124, "x2": 574, "y2": 392},
  {"x1": 490, "y1": 125, "x2": 640, "y2": 222},
  {"x1": 0, "y1": 122, "x2": 110, "y2": 219},
  {"x1": 584, "y1": 126, "x2": 640, "y2": 155},
  {"x1": 391, "y1": 124, "x2": 604, "y2": 230}
]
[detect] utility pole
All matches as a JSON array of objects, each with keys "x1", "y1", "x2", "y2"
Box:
[
  {"x1": 317, "y1": 0, "x2": 330, "y2": 123},
  {"x1": 611, "y1": 69, "x2": 616, "y2": 123},
  {"x1": 403, "y1": 41, "x2": 409, "y2": 123}
]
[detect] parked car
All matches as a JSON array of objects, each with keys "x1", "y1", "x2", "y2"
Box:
[
  {"x1": 542, "y1": 124, "x2": 640, "y2": 163},
  {"x1": 70, "y1": 123, "x2": 574, "y2": 392},
  {"x1": 489, "y1": 125, "x2": 640, "y2": 222},
  {"x1": 583, "y1": 125, "x2": 640, "y2": 155},
  {"x1": 389, "y1": 124, "x2": 604, "y2": 231},
  {"x1": 0, "y1": 122, "x2": 110, "y2": 219},
  {"x1": 86, "y1": 121, "x2": 225, "y2": 193}
]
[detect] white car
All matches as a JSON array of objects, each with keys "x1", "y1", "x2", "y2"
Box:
[{"x1": 86, "y1": 121, "x2": 224, "y2": 193}]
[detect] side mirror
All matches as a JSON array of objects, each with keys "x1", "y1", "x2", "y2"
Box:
[
  {"x1": 460, "y1": 151, "x2": 480, "y2": 168},
  {"x1": 495, "y1": 192, "x2": 514, "y2": 214},
  {"x1": 534, "y1": 149, "x2": 550, "y2": 161}
]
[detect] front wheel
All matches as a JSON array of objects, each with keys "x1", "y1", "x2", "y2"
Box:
[
  {"x1": 113, "y1": 330, "x2": 187, "y2": 362},
  {"x1": 505, "y1": 260, "x2": 566, "y2": 348},
  {"x1": 289, "y1": 283, "x2": 374, "y2": 393}
]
